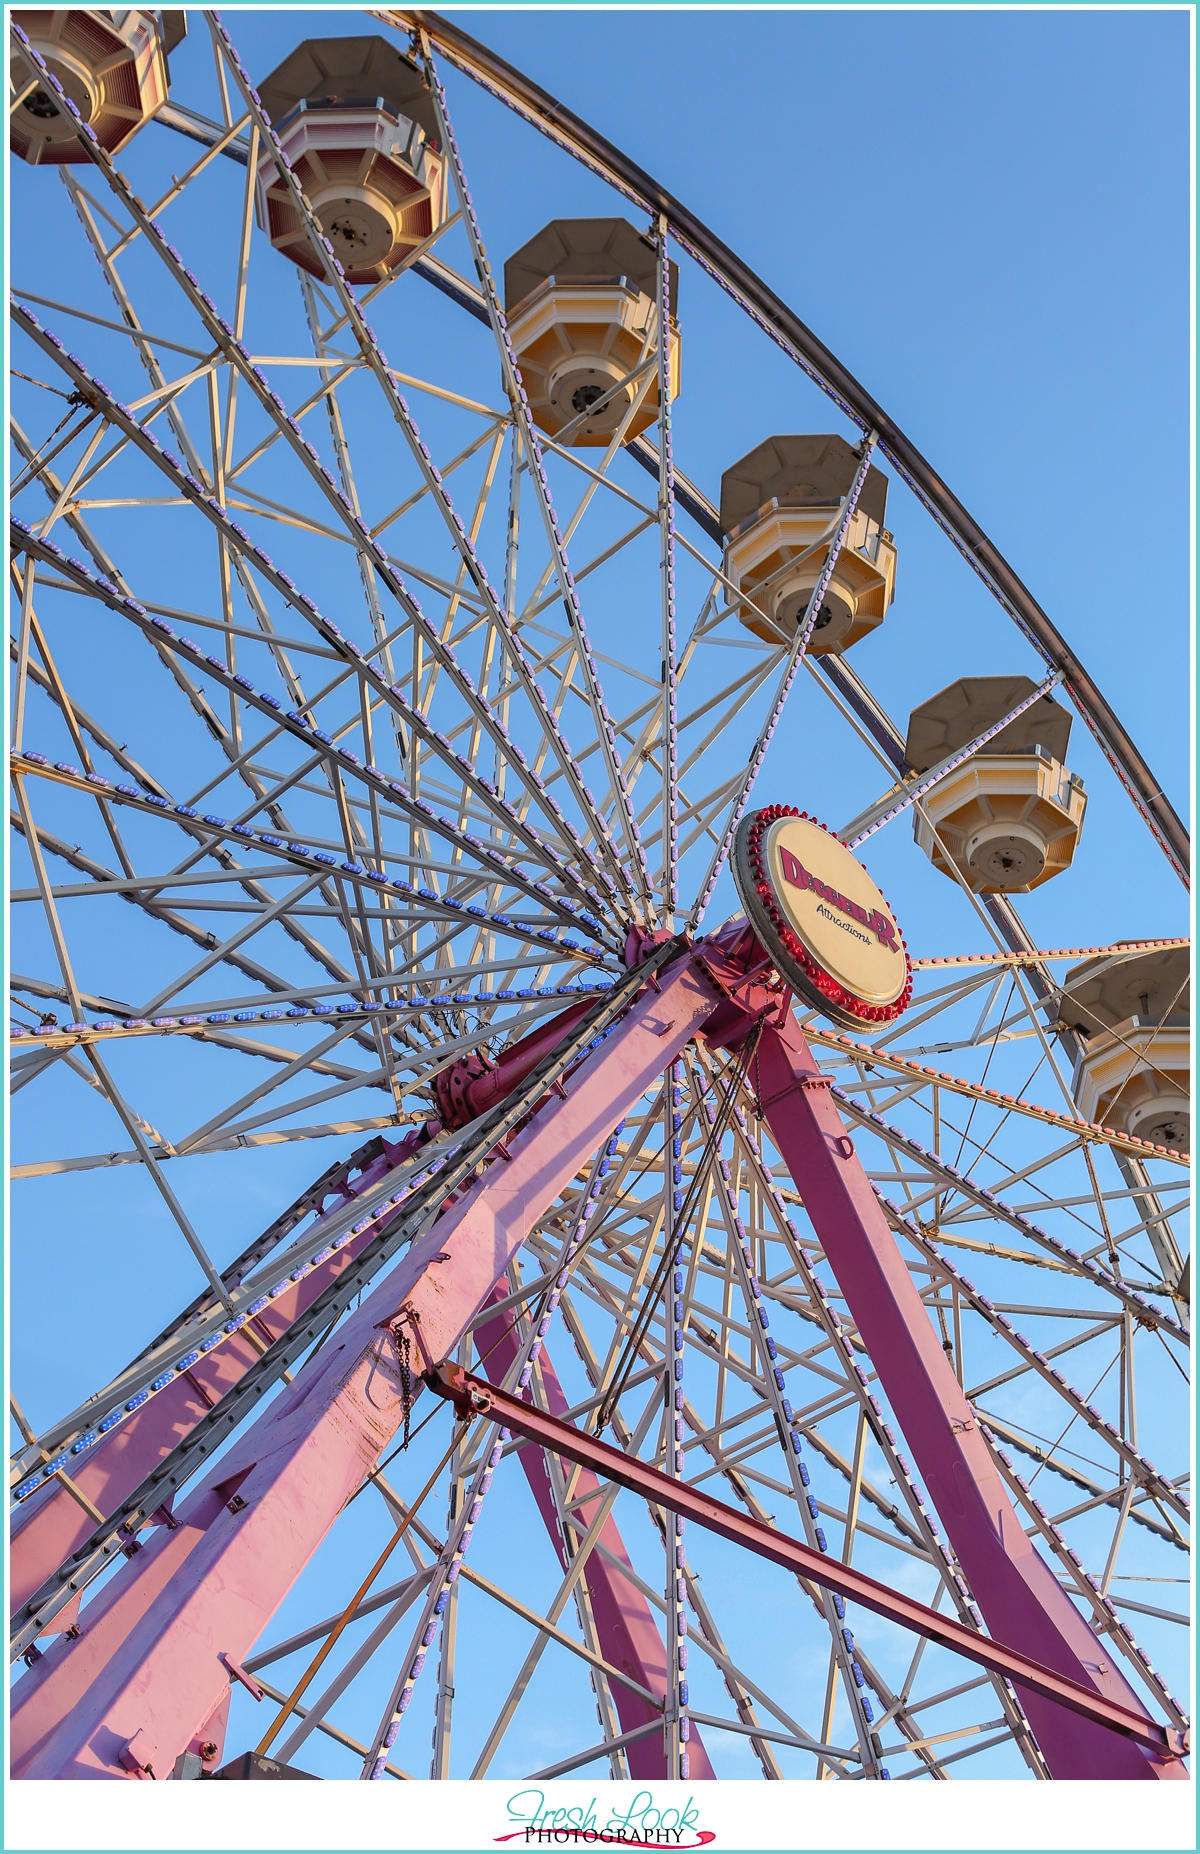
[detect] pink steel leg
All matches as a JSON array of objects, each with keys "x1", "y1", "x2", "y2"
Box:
[
  {"x1": 474, "y1": 1286, "x2": 716, "y2": 1778},
  {"x1": 754, "y1": 1011, "x2": 1186, "y2": 1781},
  {"x1": 11, "y1": 957, "x2": 719, "y2": 1780},
  {"x1": 10, "y1": 1135, "x2": 425, "y2": 1626}
]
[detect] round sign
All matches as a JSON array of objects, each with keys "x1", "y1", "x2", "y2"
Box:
[{"x1": 733, "y1": 806, "x2": 912, "y2": 1028}]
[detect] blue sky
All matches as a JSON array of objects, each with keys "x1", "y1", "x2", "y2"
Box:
[{"x1": 414, "y1": 2, "x2": 1193, "y2": 953}]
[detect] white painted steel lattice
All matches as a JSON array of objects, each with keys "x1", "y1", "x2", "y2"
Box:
[{"x1": 7, "y1": 8, "x2": 1190, "y2": 1785}]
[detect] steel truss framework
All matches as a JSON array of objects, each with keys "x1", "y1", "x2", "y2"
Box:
[{"x1": 7, "y1": 8, "x2": 1190, "y2": 1786}]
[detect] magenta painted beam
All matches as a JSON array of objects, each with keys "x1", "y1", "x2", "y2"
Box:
[
  {"x1": 752, "y1": 1011, "x2": 1186, "y2": 1781},
  {"x1": 474, "y1": 1285, "x2": 716, "y2": 1778},
  {"x1": 10, "y1": 955, "x2": 720, "y2": 1780},
  {"x1": 10, "y1": 1136, "x2": 421, "y2": 1629},
  {"x1": 429, "y1": 1364, "x2": 1188, "y2": 1763}
]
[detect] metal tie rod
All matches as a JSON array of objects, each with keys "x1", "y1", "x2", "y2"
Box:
[{"x1": 426, "y1": 1362, "x2": 1189, "y2": 1764}]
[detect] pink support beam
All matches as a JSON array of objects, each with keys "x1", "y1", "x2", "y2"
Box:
[
  {"x1": 13, "y1": 935, "x2": 1181, "y2": 1786},
  {"x1": 10, "y1": 1136, "x2": 423, "y2": 1627},
  {"x1": 474, "y1": 1285, "x2": 716, "y2": 1778},
  {"x1": 751, "y1": 1011, "x2": 1187, "y2": 1781},
  {"x1": 10, "y1": 955, "x2": 720, "y2": 1780},
  {"x1": 14, "y1": 993, "x2": 609, "y2": 1628}
]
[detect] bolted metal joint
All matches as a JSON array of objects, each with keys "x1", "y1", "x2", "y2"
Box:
[{"x1": 424, "y1": 1360, "x2": 491, "y2": 1420}]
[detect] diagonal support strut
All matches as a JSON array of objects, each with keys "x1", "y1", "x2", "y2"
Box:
[{"x1": 424, "y1": 1362, "x2": 1187, "y2": 1766}]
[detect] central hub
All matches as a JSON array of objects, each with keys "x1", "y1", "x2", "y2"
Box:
[
  {"x1": 733, "y1": 806, "x2": 911, "y2": 1028},
  {"x1": 546, "y1": 354, "x2": 632, "y2": 434}
]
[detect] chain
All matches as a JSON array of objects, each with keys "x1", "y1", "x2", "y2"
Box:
[{"x1": 398, "y1": 1329, "x2": 414, "y2": 1453}]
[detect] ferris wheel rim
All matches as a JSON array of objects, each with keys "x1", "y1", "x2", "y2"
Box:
[{"x1": 379, "y1": 4, "x2": 1190, "y2": 889}]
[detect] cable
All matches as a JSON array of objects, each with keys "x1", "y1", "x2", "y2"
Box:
[
  {"x1": 593, "y1": 1025, "x2": 763, "y2": 1433},
  {"x1": 10, "y1": 368, "x2": 83, "y2": 401},
  {"x1": 256, "y1": 1419, "x2": 468, "y2": 1757},
  {"x1": 354, "y1": 1400, "x2": 446, "y2": 1492}
]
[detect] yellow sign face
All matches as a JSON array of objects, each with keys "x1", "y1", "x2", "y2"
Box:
[{"x1": 763, "y1": 815, "x2": 907, "y2": 1007}]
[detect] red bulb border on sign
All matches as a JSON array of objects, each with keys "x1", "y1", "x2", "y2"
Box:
[{"x1": 737, "y1": 805, "x2": 913, "y2": 1027}]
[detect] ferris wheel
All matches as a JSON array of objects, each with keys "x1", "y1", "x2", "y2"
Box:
[{"x1": 7, "y1": 7, "x2": 1191, "y2": 1791}]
